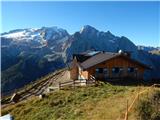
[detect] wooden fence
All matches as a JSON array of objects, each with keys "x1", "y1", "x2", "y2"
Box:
[
  {"x1": 117, "y1": 84, "x2": 160, "y2": 120},
  {"x1": 59, "y1": 79, "x2": 96, "y2": 90}
]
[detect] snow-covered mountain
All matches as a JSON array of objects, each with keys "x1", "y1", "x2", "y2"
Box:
[
  {"x1": 1, "y1": 27, "x2": 69, "y2": 50},
  {"x1": 1, "y1": 25, "x2": 160, "y2": 95}
]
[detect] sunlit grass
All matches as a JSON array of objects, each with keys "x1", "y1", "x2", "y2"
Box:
[{"x1": 2, "y1": 83, "x2": 153, "y2": 120}]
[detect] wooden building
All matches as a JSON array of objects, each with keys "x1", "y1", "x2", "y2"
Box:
[{"x1": 70, "y1": 50, "x2": 150, "y2": 81}]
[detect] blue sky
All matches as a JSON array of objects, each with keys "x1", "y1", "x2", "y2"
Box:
[{"x1": 1, "y1": 1, "x2": 160, "y2": 47}]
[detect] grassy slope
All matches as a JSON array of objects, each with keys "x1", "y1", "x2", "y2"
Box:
[
  {"x1": 1, "y1": 69, "x2": 66, "y2": 104},
  {"x1": 133, "y1": 89, "x2": 160, "y2": 120},
  {"x1": 2, "y1": 83, "x2": 151, "y2": 120}
]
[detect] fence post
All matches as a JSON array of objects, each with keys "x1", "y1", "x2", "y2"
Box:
[
  {"x1": 59, "y1": 82, "x2": 61, "y2": 90},
  {"x1": 124, "y1": 99, "x2": 128, "y2": 120},
  {"x1": 138, "y1": 86, "x2": 140, "y2": 102},
  {"x1": 86, "y1": 80, "x2": 87, "y2": 86},
  {"x1": 74, "y1": 80, "x2": 75, "y2": 89},
  {"x1": 156, "y1": 97, "x2": 158, "y2": 114},
  {"x1": 147, "y1": 88, "x2": 149, "y2": 99}
]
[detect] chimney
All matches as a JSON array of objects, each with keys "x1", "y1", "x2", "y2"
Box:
[
  {"x1": 118, "y1": 50, "x2": 131, "y2": 57},
  {"x1": 118, "y1": 50, "x2": 123, "y2": 54}
]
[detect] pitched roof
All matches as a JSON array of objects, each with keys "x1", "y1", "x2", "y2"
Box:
[
  {"x1": 80, "y1": 52, "x2": 118, "y2": 69},
  {"x1": 76, "y1": 51, "x2": 151, "y2": 70},
  {"x1": 73, "y1": 54, "x2": 91, "y2": 63},
  {"x1": 73, "y1": 50, "x2": 101, "y2": 63}
]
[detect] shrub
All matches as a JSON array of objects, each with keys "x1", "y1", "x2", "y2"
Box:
[
  {"x1": 136, "y1": 90, "x2": 160, "y2": 120},
  {"x1": 136, "y1": 100, "x2": 153, "y2": 120}
]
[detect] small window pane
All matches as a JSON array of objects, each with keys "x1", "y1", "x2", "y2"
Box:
[
  {"x1": 104, "y1": 68, "x2": 107, "y2": 71},
  {"x1": 104, "y1": 68, "x2": 107, "y2": 73},
  {"x1": 96, "y1": 69, "x2": 99, "y2": 72},
  {"x1": 98, "y1": 68, "x2": 103, "y2": 73},
  {"x1": 112, "y1": 67, "x2": 120, "y2": 73},
  {"x1": 120, "y1": 68, "x2": 123, "y2": 71},
  {"x1": 95, "y1": 68, "x2": 103, "y2": 73},
  {"x1": 128, "y1": 67, "x2": 135, "y2": 73}
]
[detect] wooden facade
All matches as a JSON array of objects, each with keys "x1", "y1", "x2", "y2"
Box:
[
  {"x1": 70, "y1": 58, "x2": 79, "y2": 80},
  {"x1": 70, "y1": 52, "x2": 149, "y2": 81}
]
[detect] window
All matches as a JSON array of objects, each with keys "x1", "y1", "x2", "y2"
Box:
[
  {"x1": 95, "y1": 68, "x2": 104, "y2": 73},
  {"x1": 120, "y1": 68, "x2": 123, "y2": 71},
  {"x1": 104, "y1": 68, "x2": 108, "y2": 78},
  {"x1": 128, "y1": 67, "x2": 135, "y2": 73},
  {"x1": 103, "y1": 68, "x2": 108, "y2": 74},
  {"x1": 112, "y1": 67, "x2": 120, "y2": 74},
  {"x1": 95, "y1": 68, "x2": 103, "y2": 78},
  {"x1": 95, "y1": 68, "x2": 99, "y2": 73}
]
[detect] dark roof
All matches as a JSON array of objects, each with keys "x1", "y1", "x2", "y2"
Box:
[
  {"x1": 123, "y1": 56, "x2": 151, "y2": 70},
  {"x1": 80, "y1": 52, "x2": 118, "y2": 69},
  {"x1": 73, "y1": 54, "x2": 91, "y2": 63},
  {"x1": 73, "y1": 50, "x2": 101, "y2": 63},
  {"x1": 77, "y1": 51, "x2": 151, "y2": 70}
]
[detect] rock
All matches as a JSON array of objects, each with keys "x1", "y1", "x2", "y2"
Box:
[{"x1": 10, "y1": 93, "x2": 20, "y2": 103}]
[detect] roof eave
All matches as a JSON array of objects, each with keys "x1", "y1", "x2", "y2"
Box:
[{"x1": 80, "y1": 54, "x2": 152, "y2": 70}]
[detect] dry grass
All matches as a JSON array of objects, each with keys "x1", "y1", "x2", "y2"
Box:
[{"x1": 2, "y1": 83, "x2": 154, "y2": 120}]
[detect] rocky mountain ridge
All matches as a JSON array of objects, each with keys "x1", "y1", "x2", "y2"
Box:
[{"x1": 1, "y1": 25, "x2": 160, "y2": 95}]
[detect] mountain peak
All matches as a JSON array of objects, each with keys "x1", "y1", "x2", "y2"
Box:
[
  {"x1": 41, "y1": 26, "x2": 68, "y2": 33},
  {"x1": 106, "y1": 30, "x2": 112, "y2": 34},
  {"x1": 80, "y1": 25, "x2": 98, "y2": 33}
]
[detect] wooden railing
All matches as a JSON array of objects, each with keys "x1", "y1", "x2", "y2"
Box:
[
  {"x1": 59, "y1": 79, "x2": 96, "y2": 90},
  {"x1": 117, "y1": 84, "x2": 160, "y2": 120}
]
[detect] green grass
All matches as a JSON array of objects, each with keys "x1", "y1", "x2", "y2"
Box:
[{"x1": 2, "y1": 83, "x2": 141, "y2": 120}]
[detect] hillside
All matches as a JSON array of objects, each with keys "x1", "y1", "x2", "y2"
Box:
[
  {"x1": 2, "y1": 77, "x2": 160, "y2": 120},
  {"x1": 1, "y1": 69, "x2": 70, "y2": 106},
  {"x1": 0, "y1": 84, "x2": 136, "y2": 120}
]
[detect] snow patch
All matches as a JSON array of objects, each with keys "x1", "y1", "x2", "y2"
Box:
[
  {"x1": 2, "y1": 31, "x2": 26, "y2": 39},
  {"x1": 44, "y1": 54, "x2": 60, "y2": 62},
  {"x1": 57, "y1": 36, "x2": 68, "y2": 43}
]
